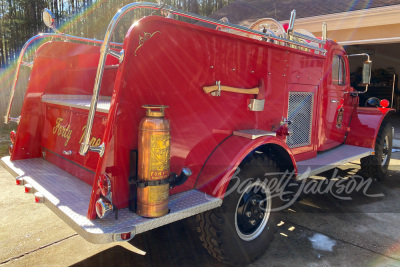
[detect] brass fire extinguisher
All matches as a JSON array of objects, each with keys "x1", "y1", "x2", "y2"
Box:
[{"x1": 137, "y1": 105, "x2": 171, "y2": 218}]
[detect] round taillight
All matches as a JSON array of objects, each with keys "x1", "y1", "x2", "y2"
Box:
[
  {"x1": 95, "y1": 198, "x2": 112, "y2": 219},
  {"x1": 98, "y1": 174, "x2": 111, "y2": 197},
  {"x1": 380, "y1": 99, "x2": 389, "y2": 108},
  {"x1": 10, "y1": 131, "x2": 16, "y2": 144}
]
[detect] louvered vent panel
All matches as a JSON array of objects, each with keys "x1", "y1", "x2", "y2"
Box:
[{"x1": 286, "y1": 92, "x2": 314, "y2": 148}]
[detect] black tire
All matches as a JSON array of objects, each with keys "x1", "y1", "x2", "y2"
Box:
[
  {"x1": 360, "y1": 122, "x2": 392, "y2": 181},
  {"x1": 196, "y1": 154, "x2": 283, "y2": 266}
]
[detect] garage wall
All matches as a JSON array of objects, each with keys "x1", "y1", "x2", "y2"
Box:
[
  {"x1": 345, "y1": 43, "x2": 400, "y2": 74},
  {"x1": 313, "y1": 23, "x2": 400, "y2": 44}
]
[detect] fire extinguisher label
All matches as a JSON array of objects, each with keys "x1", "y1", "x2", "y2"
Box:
[
  {"x1": 149, "y1": 134, "x2": 170, "y2": 180},
  {"x1": 149, "y1": 184, "x2": 170, "y2": 203}
]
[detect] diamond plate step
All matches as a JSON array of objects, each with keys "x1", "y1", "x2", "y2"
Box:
[
  {"x1": 297, "y1": 144, "x2": 373, "y2": 179},
  {"x1": 1, "y1": 156, "x2": 222, "y2": 244},
  {"x1": 41, "y1": 94, "x2": 111, "y2": 113}
]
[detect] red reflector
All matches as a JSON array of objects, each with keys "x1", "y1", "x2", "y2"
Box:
[
  {"x1": 380, "y1": 99, "x2": 389, "y2": 108},
  {"x1": 34, "y1": 192, "x2": 44, "y2": 203},
  {"x1": 16, "y1": 177, "x2": 23, "y2": 185},
  {"x1": 10, "y1": 130, "x2": 16, "y2": 144},
  {"x1": 121, "y1": 233, "x2": 131, "y2": 240},
  {"x1": 24, "y1": 184, "x2": 33, "y2": 193}
]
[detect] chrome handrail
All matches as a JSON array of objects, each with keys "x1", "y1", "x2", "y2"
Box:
[
  {"x1": 4, "y1": 33, "x2": 123, "y2": 124},
  {"x1": 79, "y1": 2, "x2": 328, "y2": 156}
]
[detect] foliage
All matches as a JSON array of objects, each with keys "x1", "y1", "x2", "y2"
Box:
[{"x1": 0, "y1": 0, "x2": 234, "y2": 67}]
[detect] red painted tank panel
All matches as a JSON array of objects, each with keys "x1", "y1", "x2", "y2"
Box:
[{"x1": 41, "y1": 104, "x2": 107, "y2": 174}]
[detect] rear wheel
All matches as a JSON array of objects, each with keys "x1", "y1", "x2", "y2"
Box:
[
  {"x1": 196, "y1": 154, "x2": 283, "y2": 265},
  {"x1": 360, "y1": 122, "x2": 392, "y2": 181}
]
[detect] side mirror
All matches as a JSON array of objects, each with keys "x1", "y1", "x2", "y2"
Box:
[
  {"x1": 43, "y1": 9, "x2": 62, "y2": 34},
  {"x1": 348, "y1": 53, "x2": 372, "y2": 94},
  {"x1": 362, "y1": 60, "x2": 372, "y2": 85}
]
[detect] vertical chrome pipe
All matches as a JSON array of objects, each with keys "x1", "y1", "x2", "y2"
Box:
[
  {"x1": 79, "y1": 5, "x2": 136, "y2": 156},
  {"x1": 322, "y1": 22, "x2": 327, "y2": 41},
  {"x1": 288, "y1": 10, "x2": 296, "y2": 36},
  {"x1": 391, "y1": 74, "x2": 396, "y2": 109}
]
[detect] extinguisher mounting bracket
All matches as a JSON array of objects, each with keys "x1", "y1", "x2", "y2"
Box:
[{"x1": 135, "y1": 167, "x2": 192, "y2": 189}]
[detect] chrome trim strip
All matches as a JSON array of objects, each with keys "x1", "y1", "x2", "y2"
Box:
[
  {"x1": 233, "y1": 129, "x2": 276, "y2": 139},
  {"x1": 42, "y1": 147, "x2": 95, "y2": 174},
  {"x1": 41, "y1": 94, "x2": 111, "y2": 113},
  {"x1": 293, "y1": 31, "x2": 326, "y2": 44}
]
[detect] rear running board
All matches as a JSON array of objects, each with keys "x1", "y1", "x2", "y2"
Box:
[
  {"x1": 0, "y1": 156, "x2": 222, "y2": 244},
  {"x1": 296, "y1": 145, "x2": 374, "y2": 179}
]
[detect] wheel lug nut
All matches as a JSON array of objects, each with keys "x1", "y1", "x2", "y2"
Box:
[
  {"x1": 249, "y1": 220, "x2": 256, "y2": 225},
  {"x1": 246, "y1": 211, "x2": 252, "y2": 217},
  {"x1": 259, "y1": 213, "x2": 264, "y2": 218},
  {"x1": 251, "y1": 199, "x2": 257, "y2": 205}
]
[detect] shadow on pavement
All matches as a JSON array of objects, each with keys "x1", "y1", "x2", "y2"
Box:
[{"x1": 71, "y1": 217, "x2": 225, "y2": 267}]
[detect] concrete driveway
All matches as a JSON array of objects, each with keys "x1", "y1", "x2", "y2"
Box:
[{"x1": 1, "y1": 154, "x2": 400, "y2": 266}]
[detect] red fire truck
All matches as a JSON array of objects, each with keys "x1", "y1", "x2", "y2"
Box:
[{"x1": 1, "y1": 3, "x2": 393, "y2": 265}]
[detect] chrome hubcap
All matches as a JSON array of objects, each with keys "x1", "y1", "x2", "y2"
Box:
[{"x1": 235, "y1": 181, "x2": 271, "y2": 241}]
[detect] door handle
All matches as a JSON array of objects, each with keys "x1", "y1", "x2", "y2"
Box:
[{"x1": 331, "y1": 100, "x2": 339, "y2": 103}]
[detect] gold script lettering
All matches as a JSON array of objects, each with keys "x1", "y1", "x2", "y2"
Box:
[
  {"x1": 79, "y1": 125, "x2": 102, "y2": 146},
  {"x1": 52, "y1": 118, "x2": 72, "y2": 146}
]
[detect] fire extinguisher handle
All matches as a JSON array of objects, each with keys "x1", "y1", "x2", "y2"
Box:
[{"x1": 170, "y1": 167, "x2": 192, "y2": 188}]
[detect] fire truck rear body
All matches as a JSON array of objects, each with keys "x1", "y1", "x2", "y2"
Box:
[{"x1": 1, "y1": 3, "x2": 393, "y2": 249}]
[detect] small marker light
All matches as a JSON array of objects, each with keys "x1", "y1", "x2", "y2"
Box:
[
  {"x1": 16, "y1": 177, "x2": 23, "y2": 185},
  {"x1": 34, "y1": 192, "x2": 44, "y2": 203},
  {"x1": 380, "y1": 99, "x2": 389, "y2": 108},
  {"x1": 121, "y1": 232, "x2": 131, "y2": 240},
  {"x1": 24, "y1": 184, "x2": 33, "y2": 193}
]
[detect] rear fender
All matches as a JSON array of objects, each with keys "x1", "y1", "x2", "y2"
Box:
[
  {"x1": 345, "y1": 107, "x2": 394, "y2": 148},
  {"x1": 195, "y1": 135, "x2": 297, "y2": 199}
]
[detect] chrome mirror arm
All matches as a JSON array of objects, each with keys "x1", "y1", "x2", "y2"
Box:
[{"x1": 351, "y1": 84, "x2": 369, "y2": 95}]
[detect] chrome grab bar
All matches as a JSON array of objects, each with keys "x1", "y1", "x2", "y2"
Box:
[{"x1": 3, "y1": 33, "x2": 123, "y2": 125}]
